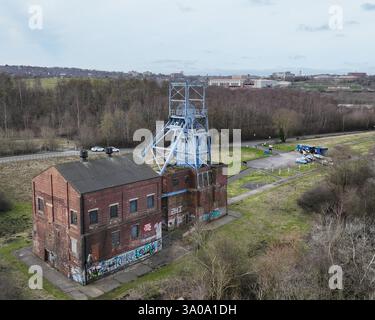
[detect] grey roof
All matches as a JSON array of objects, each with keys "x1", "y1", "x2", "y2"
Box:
[{"x1": 55, "y1": 155, "x2": 159, "y2": 194}]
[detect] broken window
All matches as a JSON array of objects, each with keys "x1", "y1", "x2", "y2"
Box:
[
  {"x1": 130, "y1": 199, "x2": 138, "y2": 213},
  {"x1": 109, "y1": 204, "x2": 119, "y2": 219},
  {"x1": 89, "y1": 209, "x2": 98, "y2": 225},
  {"x1": 147, "y1": 195, "x2": 155, "y2": 209},
  {"x1": 37, "y1": 197, "x2": 44, "y2": 213},
  {"x1": 131, "y1": 224, "x2": 140, "y2": 239},
  {"x1": 70, "y1": 210, "x2": 78, "y2": 225},
  {"x1": 112, "y1": 231, "x2": 120, "y2": 248}
]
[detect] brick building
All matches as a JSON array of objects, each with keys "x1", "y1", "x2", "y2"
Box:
[
  {"x1": 162, "y1": 165, "x2": 227, "y2": 229},
  {"x1": 32, "y1": 154, "x2": 163, "y2": 284},
  {"x1": 32, "y1": 152, "x2": 227, "y2": 284}
]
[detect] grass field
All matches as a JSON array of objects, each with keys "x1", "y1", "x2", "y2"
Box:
[
  {"x1": 227, "y1": 164, "x2": 317, "y2": 198},
  {"x1": 0, "y1": 238, "x2": 70, "y2": 299},
  {"x1": 24, "y1": 77, "x2": 112, "y2": 90},
  {"x1": 239, "y1": 147, "x2": 269, "y2": 162},
  {"x1": 227, "y1": 171, "x2": 279, "y2": 198},
  {"x1": 25, "y1": 78, "x2": 63, "y2": 89},
  {"x1": 0, "y1": 203, "x2": 32, "y2": 238}
]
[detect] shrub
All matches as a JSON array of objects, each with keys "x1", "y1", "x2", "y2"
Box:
[
  {"x1": 0, "y1": 192, "x2": 12, "y2": 212},
  {"x1": 297, "y1": 184, "x2": 336, "y2": 213}
]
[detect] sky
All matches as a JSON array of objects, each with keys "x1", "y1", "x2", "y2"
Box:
[{"x1": 0, "y1": 0, "x2": 374, "y2": 75}]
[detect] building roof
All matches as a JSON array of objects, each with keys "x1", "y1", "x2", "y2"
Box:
[{"x1": 55, "y1": 155, "x2": 159, "y2": 194}]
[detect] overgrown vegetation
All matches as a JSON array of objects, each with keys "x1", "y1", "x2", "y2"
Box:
[
  {"x1": 254, "y1": 145, "x2": 375, "y2": 299},
  {"x1": 123, "y1": 224, "x2": 258, "y2": 300},
  {"x1": 1, "y1": 74, "x2": 375, "y2": 150},
  {"x1": 298, "y1": 146, "x2": 375, "y2": 220},
  {"x1": 0, "y1": 191, "x2": 12, "y2": 213},
  {"x1": 0, "y1": 238, "x2": 70, "y2": 300}
]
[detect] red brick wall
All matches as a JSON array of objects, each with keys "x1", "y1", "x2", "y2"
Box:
[
  {"x1": 33, "y1": 168, "x2": 163, "y2": 280},
  {"x1": 82, "y1": 177, "x2": 162, "y2": 262},
  {"x1": 161, "y1": 165, "x2": 228, "y2": 228},
  {"x1": 84, "y1": 212, "x2": 162, "y2": 262},
  {"x1": 32, "y1": 167, "x2": 82, "y2": 277}
]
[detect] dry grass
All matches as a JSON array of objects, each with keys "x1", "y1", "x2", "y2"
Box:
[{"x1": 0, "y1": 157, "x2": 78, "y2": 202}]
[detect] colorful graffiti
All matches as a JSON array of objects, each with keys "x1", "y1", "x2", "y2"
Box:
[
  {"x1": 86, "y1": 239, "x2": 162, "y2": 282},
  {"x1": 201, "y1": 208, "x2": 224, "y2": 222},
  {"x1": 70, "y1": 266, "x2": 84, "y2": 284}
]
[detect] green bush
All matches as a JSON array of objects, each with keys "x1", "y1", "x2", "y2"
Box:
[{"x1": 0, "y1": 192, "x2": 12, "y2": 212}]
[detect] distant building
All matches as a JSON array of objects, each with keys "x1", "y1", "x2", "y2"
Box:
[
  {"x1": 142, "y1": 71, "x2": 153, "y2": 77},
  {"x1": 338, "y1": 104, "x2": 374, "y2": 109},
  {"x1": 208, "y1": 78, "x2": 245, "y2": 87},
  {"x1": 252, "y1": 79, "x2": 278, "y2": 88},
  {"x1": 312, "y1": 74, "x2": 336, "y2": 80},
  {"x1": 327, "y1": 86, "x2": 352, "y2": 92},
  {"x1": 170, "y1": 71, "x2": 184, "y2": 79},
  {"x1": 347, "y1": 72, "x2": 367, "y2": 78},
  {"x1": 271, "y1": 71, "x2": 295, "y2": 80}
]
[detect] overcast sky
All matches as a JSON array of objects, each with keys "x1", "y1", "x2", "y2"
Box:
[{"x1": 0, "y1": 0, "x2": 374, "y2": 75}]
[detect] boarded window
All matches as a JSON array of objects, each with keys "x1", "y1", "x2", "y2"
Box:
[
  {"x1": 131, "y1": 224, "x2": 139, "y2": 239},
  {"x1": 70, "y1": 210, "x2": 78, "y2": 225},
  {"x1": 37, "y1": 197, "x2": 44, "y2": 213},
  {"x1": 203, "y1": 172, "x2": 208, "y2": 187},
  {"x1": 147, "y1": 195, "x2": 155, "y2": 209},
  {"x1": 89, "y1": 210, "x2": 98, "y2": 225},
  {"x1": 208, "y1": 172, "x2": 213, "y2": 185},
  {"x1": 71, "y1": 238, "x2": 78, "y2": 256},
  {"x1": 185, "y1": 175, "x2": 190, "y2": 185},
  {"x1": 198, "y1": 173, "x2": 204, "y2": 188},
  {"x1": 112, "y1": 231, "x2": 120, "y2": 248},
  {"x1": 109, "y1": 204, "x2": 119, "y2": 218},
  {"x1": 130, "y1": 199, "x2": 138, "y2": 213}
]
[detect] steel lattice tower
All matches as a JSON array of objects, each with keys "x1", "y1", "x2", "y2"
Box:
[{"x1": 142, "y1": 82, "x2": 211, "y2": 175}]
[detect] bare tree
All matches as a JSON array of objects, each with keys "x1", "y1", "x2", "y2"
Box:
[{"x1": 272, "y1": 108, "x2": 301, "y2": 142}]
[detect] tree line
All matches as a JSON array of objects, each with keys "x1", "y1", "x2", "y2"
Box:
[{"x1": 1, "y1": 74, "x2": 374, "y2": 149}]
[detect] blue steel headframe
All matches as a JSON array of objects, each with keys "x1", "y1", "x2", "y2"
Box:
[
  {"x1": 143, "y1": 81, "x2": 211, "y2": 175},
  {"x1": 169, "y1": 81, "x2": 207, "y2": 121}
]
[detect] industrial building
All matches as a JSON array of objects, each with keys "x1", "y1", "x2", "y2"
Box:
[
  {"x1": 208, "y1": 78, "x2": 245, "y2": 87},
  {"x1": 32, "y1": 82, "x2": 227, "y2": 285},
  {"x1": 271, "y1": 71, "x2": 295, "y2": 80}
]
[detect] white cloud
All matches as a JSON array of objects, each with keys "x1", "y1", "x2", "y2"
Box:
[{"x1": 0, "y1": 0, "x2": 373, "y2": 74}]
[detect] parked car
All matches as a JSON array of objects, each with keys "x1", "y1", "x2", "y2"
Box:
[
  {"x1": 91, "y1": 146, "x2": 105, "y2": 152},
  {"x1": 305, "y1": 154, "x2": 314, "y2": 162},
  {"x1": 109, "y1": 147, "x2": 120, "y2": 153},
  {"x1": 296, "y1": 157, "x2": 308, "y2": 164}
]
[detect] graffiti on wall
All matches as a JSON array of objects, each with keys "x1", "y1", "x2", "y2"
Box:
[
  {"x1": 201, "y1": 208, "x2": 224, "y2": 222},
  {"x1": 70, "y1": 266, "x2": 84, "y2": 284},
  {"x1": 170, "y1": 205, "x2": 183, "y2": 215},
  {"x1": 86, "y1": 239, "x2": 162, "y2": 281}
]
